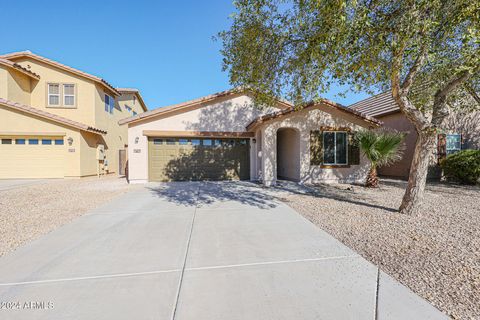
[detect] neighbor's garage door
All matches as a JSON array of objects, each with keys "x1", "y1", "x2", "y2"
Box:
[
  {"x1": 0, "y1": 137, "x2": 65, "y2": 179},
  {"x1": 148, "y1": 137, "x2": 250, "y2": 182}
]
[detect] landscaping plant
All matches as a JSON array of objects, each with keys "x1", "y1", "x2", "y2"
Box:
[
  {"x1": 355, "y1": 130, "x2": 405, "y2": 188},
  {"x1": 219, "y1": 0, "x2": 479, "y2": 214},
  {"x1": 440, "y1": 149, "x2": 480, "y2": 184}
]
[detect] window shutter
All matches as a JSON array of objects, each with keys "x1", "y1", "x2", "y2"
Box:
[
  {"x1": 437, "y1": 133, "x2": 447, "y2": 163},
  {"x1": 348, "y1": 132, "x2": 360, "y2": 165},
  {"x1": 310, "y1": 130, "x2": 323, "y2": 165}
]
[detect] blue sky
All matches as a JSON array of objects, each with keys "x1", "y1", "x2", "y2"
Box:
[{"x1": 1, "y1": 0, "x2": 371, "y2": 110}]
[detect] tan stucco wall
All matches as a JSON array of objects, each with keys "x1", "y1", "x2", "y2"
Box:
[
  {"x1": 78, "y1": 131, "x2": 102, "y2": 177},
  {"x1": 126, "y1": 95, "x2": 277, "y2": 182},
  {"x1": 11, "y1": 58, "x2": 98, "y2": 126},
  {"x1": 377, "y1": 110, "x2": 480, "y2": 179},
  {"x1": 444, "y1": 111, "x2": 480, "y2": 150},
  {"x1": 7, "y1": 69, "x2": 32, "y2": 105},
  {"x1": 94, "y1": 89, "x2": 142, "y2": 174},
  {"x1": 0, "y1": 67, "x2": 7, "y2": 99},
  {"x1": 277, "y1": 128, "x2": 300, "y2": 181},
  {"x1": 255, "y1": 108, "x2": 370, "y2": 186},
  {"x1": 1, "y1": 57, "x2": 145, "y2": 179},
  {"x1": 377, "y1": 112, "x2": 417, "y2": 179},
  {"x1": 0, "y1": 66, "x2": 32, "y2": 104}
]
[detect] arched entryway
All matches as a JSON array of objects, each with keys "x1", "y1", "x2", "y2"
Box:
[{"x1": 276, "y1": 128, "x2": 300, "y2": 181}]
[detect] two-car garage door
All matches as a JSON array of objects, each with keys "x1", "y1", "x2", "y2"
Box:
[
  {"x1": 148, "y1": 137, "x2": 250, "y2": 182},
  {"x1": 0, "y1": 137, "x2": 65, "y2": 179}
]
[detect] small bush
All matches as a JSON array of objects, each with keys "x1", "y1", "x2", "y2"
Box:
[{"x1": 440, "y1": 150, "x2": 480, "y2": 184}]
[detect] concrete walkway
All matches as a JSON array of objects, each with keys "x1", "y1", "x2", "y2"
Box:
[{"x1": 0, "y1": 181, "x2": 447, "y2": 319}]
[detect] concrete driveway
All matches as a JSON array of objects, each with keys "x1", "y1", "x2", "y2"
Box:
[{"x1": 0, "y1": 182, "x2": 447, "y2": 319}]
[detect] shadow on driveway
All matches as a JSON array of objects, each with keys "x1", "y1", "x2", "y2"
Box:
[{"x1": 146, "y1": 181, "x2": 280, "y2": 209}]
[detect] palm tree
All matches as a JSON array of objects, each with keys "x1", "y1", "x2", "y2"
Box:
[{"x1": 355, "y1": 130, "x2": 405, "y2": 188}]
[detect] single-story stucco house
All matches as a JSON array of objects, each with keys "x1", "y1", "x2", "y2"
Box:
[
  {"x1": 350, "y1": 92, "x2": 480, "y2": 179},
  {"x1": 119, "y1": 89, "x2": 381, "y2": 186}
]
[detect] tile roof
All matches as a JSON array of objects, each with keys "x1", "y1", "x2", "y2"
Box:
[
  {"x1": 0, "y1": 51, "x2": 120, "y2": 96},
  {"x1": 0, "y1": 98, "x2": 106, "y2": 135},
  {"x1": 0, "y1": 58, "x2": 40, "y2": 80},
  {"x1": 118, "y1": 88, "x2": 292, "y2": 125},
  {"x1": 246, "y1": 98, "x2": 382, "y2": 130},
  {"x1": 349, "y1": 92, "x2": 399, "y2": 117},
  {"x1": 116, "y1": 88, "x2": 148, "y2": 112}
]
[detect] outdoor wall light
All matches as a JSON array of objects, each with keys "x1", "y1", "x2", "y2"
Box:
[
  {"x1": 135, "y1": 137, "x2": 139, "y2": 144},
  {"x1": 252, "y1": 138, "x2": 257, "y2": 144},
  {"x1": 67, "y1": 137, "x2": 73, "y2": 146}
]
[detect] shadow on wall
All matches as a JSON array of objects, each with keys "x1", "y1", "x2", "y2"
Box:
[
  {"x1": 183, "y1": 98, "x2": 275, "y2": 132},
  {"x1": 161, "y1": 141, "x2": 250, "y2": 181},
  {"x1": 444, "y1": 111, "x2": 480, "y2": 150},
  {"x1": 146, "y1": 181, "x2": 278, "y2": 209}
]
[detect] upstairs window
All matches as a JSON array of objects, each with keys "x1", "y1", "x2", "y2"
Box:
[
  {"x1": 323, "y1": 132, "x2": 348, "y2": 165},
  {"x1": 48, "y1": 84, "x2": 60, "y2": 106},
  {"x1": 63, "y1": 84, "x2": 75, "y2": 106},
  {"x1": 105, "y1": 94, "x2": 114, "y2": 114}
]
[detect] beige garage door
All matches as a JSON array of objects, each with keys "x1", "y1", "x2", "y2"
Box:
[
  {"x1": 148, "y1": 137, "x2": 250, "y2": 182},
  {"x1": 0, "y1": 137, "x2": 65, "y2": 179}
]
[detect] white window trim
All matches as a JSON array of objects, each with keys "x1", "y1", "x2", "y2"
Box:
[
  {"x1": 323, "y1": 131, "x2": 348, "y2": 165},
  {"x1": 47, "y1": 83, "x2": 61, "y2": 106},
  {"x1": 47, "y1": 83, "x2": 77, "y2": 108},
  {"x1": 63, "y1": 84, "x2": 76, "y2": 107}
]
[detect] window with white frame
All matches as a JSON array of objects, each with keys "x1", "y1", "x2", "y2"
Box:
[
  {"x1": 323, "y1": 131, "x2": 348, "y2": 165},
  {"x1": 63, "y1": 84, "x2": 75, "y2": 106},
  {"x1": 48, "y1": 84, "x2": 60, "y2": 106}
]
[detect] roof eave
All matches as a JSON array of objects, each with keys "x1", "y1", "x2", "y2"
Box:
[
  {"x1": 119, "y1": 88, "x2": 292, "y2": 126},
  {"x1": 246, "y1": 100, "x2": 382, "y2": 131},
  {"x1": 0, "y1": 98, "x2": 107, "y2": 135},
  {"x1": 1, "y1": 51, "x2": 119, "y2": 96}
]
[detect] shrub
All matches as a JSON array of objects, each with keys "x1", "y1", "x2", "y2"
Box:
[{"x1": 440, "y1": 150, "x2": 480, "y2": 184}]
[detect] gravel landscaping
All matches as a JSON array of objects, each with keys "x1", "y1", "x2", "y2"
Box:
[
  {"x1": 284, "y1": 179, "x2": 479, "y2": 320},
  {"x1": 0, "y1": 176, "x2": 137, "y2": 257}
]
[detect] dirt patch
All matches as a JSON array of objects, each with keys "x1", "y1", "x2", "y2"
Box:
[{"x1": 284, "y1": 180, "x2": 479, "y2": 320}]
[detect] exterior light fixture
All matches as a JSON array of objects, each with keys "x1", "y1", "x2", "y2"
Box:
[
  {"x1": 135, "y1": 137, "x2": 139, "y2": 144},
  {"x1": 67, "y1": 137, "x2": 73, "y2": 146},
  {"x1": 252, "y1": 138, "x2": 257, "y2": 144}
]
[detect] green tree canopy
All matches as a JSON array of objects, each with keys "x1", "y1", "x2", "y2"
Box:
[
  {"x1": 220, "y1": 0, "x2": 479, "y2": 214},
  {"x1": 220, "y1": 0, "x2": 479, "y2": 110}
]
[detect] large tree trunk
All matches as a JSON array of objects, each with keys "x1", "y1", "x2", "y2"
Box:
[{"x1": 399, "y1": 131, "x2": 436, "y2": 215}]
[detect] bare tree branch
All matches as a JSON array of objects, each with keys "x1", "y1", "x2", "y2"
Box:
[
  {"x1": 432, "y1": 69, "x2": 474, "y2": 126},
  {"x1": 401, "y1": 43, "x2": 428, "y2": 94},
  {"x1": 464, "y1": 83, "x2": 480, "y2": 106},
  {"x1": 391, "y1": 45, "x2": 431, "y2": 131}
]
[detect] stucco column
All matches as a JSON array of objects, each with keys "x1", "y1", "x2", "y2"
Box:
[
  {"x1": 261, "y1": 125, "x2": 277, "y2": 186},
  {"x1": 299, "y1": 131, "x2": 311, "y2": 184}
]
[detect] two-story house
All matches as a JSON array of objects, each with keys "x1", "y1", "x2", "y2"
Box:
[{"x1": 0, "y1": 51, "x2": 147, "y2": 178}]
